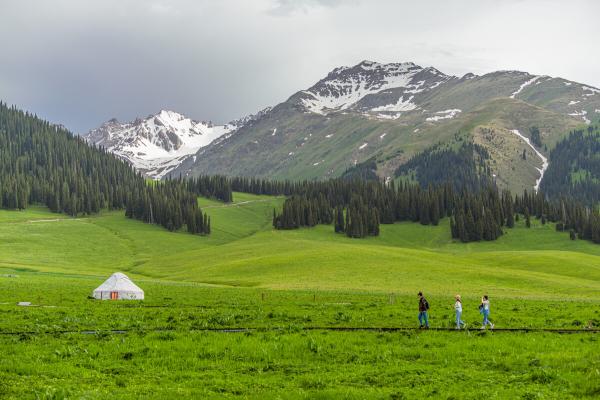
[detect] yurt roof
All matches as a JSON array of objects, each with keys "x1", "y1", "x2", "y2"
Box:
[{"x1": 94, "y1": 272, "x2": 143, "y2": 292}]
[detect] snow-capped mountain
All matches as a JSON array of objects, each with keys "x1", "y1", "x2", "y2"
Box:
[
  {"x1": 296, "y1": 60, "x2": 454, "y2": 119},
  {"x1": 84, "y1": 60, "x2": 600, "y2": 193},
  {"x1": 174, "y1": 60, "x2": 600, "y2": 194},
  {"x1": 84, "y1": 110, "x2": 237, "y2": 179}
]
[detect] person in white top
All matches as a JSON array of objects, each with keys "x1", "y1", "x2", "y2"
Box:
[
  {"x1": 480, "y1": 295, "x2": 494, "y2": 330},
  {"x1": 454, "y1": 294, "x2": 466, "y2": 330}
]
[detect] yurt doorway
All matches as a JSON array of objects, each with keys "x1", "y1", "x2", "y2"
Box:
[{"x1": 92, "y1": 273, "x2": 145, "y2": 300}]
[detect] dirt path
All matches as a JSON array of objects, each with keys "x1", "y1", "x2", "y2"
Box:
[
  {"x1": 0, "y1": 326, "x2": 598, "y2": 336},
  {"x1": 0, "y1": 217, "x2": 87, "y2": 225},
  {"x1": 202, "y1": 198, "x2": 282, "y2": 209}
]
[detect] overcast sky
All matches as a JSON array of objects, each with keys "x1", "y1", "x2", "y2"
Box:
[{"x1": 1, "y1": 0, "x2": 599, "y2": 133}]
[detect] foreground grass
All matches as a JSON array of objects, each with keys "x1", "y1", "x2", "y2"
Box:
[
  {"x1": 2, "y1": 330, "x2": 599, "y2": 399},
  {"x1": 0, "y1": 274, "x2": 599, "y2": 399},
  {"x1": 1, "y1": 194, "x2": 600, "y2": 398}
]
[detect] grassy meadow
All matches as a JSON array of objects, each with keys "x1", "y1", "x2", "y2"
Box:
[{"x1": 1, "y1": 192, "x2": 599, "y2": 398}]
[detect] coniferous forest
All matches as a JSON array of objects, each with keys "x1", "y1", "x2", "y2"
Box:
[
  {"x1": 394, "y1": 140, "x2": 492, "y2": 191},
  {"x1": 268, "y1": 174, "x2": 600, "y2": 244},
  {"x1": 2, "y1": 100, "x2": 600, "y2": 243},
  {"x1": 341, "y1": 157, "x2": 379, "y2": 181},
  {"x1": 539, "y1": 126, "x2": 600, "y2": 206},
  {"x1": 0, "y1": 102, "x2": 210, "y2": 234}
]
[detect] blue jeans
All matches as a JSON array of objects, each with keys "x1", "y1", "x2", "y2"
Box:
[
  {"x1": 418, "y1": 311, "x2": 429, "y2": 327},
  {"x1": 456, "y1": 310, "x2": 465, "y2": 328},
  {"x1": 482, "y1": 310, "x2": 492, "y2": 326}
]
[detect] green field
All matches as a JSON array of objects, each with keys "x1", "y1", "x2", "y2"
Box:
[{"x1": 1, "y1": 193, "x2": 599, "y2": 398}]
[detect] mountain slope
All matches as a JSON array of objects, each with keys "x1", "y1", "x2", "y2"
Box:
[
  {"x1": 84, "y1": 110, "x2": 237, "y2": 179},
  {"x1": 175, "y1": 61, "x2": 599, "y2": 192}
]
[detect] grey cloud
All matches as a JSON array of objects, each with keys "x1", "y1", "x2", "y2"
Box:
[
  {"x1": 0, "y1": 0, "x2": 598, "y2": 133},
  {"x1": 268, "y1": 0, "x2": 358, "y2": 16}
]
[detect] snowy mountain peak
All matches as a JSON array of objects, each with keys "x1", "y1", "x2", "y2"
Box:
[
  {"x1": 357, "y1": 60, "x2": 417, "y2": 71},
  {"x1": 298, "y1": 60, "x2": 454, "y2": 115},
  {"x1": 84, "y1": 110, "x2": 236, "y2": 179}
]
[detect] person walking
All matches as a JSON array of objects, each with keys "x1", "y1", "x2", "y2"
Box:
[
  {"x1": 454, "y1": 294, "x2": 466, "y2": 330},
  {"x1": 480, "y1": 295, "x2": 494, "y2": 330},
  {"x1": 418, "y1": 292, "x2": 430, "y2": 328}
]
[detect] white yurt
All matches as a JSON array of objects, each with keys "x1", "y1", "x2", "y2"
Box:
[{"x1": 92, "y1": 272, "x2": 144, "y2": 300}]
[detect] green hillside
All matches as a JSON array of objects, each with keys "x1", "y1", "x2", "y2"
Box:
[
  {"x1": 2, "y1": 192, "x2": 600, "y2": 296},
  {"x1": 1, "y1": 193, "x2": 599, "y2": 398},
  {"x1": 178, "y1": 97, "x2": 585, "y2": 194}
]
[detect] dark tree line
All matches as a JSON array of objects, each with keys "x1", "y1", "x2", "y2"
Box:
[
  {"x1": 125, "y1": 180, "x2": 210, "y2": 234},
  {"x1": 272, "y1": 194, "x2": 333, "y2": 229},
  {"x1": 184, "y1": 175, "x2": 232, "y2": 203},
  {"x1": 0, "y1": 102, "x2": 210, "y2": 234},
  {"x1": 271, "y1": 178, "x2": 505, "y2": 241},
  {"x1": 394, "y1": 140, "x2": 492, "y2": 192},
  {"x1": 271, "y1": 179, "x2": 458, "y2": 238},
  {"x1": 516, "y1": 189, "x2": 600, "y2": 244},
  {"x1": 342, "y1": 195, "x2": 380, "y2": 238},
  {"x1": 450, "y1": 188, "x2": 507, "y2": 242},
  {"x1": 539, "y1": 127, "x2": 600, "y2": 206},
  {"x1": 268, "y1": 174, "x2": 600, "y2": 245},
  {"x1": 529, "y1": 126, "x2": 542, "y2": 148},
  {"x1": 229, "y1": 177, "x2": 297, "y2": 196},
  {"x1": 341, "y1": 157, "x2": 379, "y2": 181},
  {"x1": 452, "y1": 186, "x2": 600, "y2": 245}
]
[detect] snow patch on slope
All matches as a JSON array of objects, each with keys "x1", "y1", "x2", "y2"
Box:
[
  {"x1": 582, "y1": 86, "x2": 600, "y2": 96},
  {"x1": 510, "y1": 76, "x2": 541, "y2": 99},
  {"x1": 376, "y1": 113, "x2": 402, "y2": 120},
  {"x1": 371, "y1": 96, "x2": 417, "y2": 112},
  {"x1": 426, "y1": 109, "x2": 461, "y2": 122},
  {"x1": 510, "y1": 129, "x2": 548, "y2": 192},
  {"x1": 569, "y1": 110, "x2": 591, "y2": 124}
]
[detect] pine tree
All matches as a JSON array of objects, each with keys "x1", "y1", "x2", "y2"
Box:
[
  {"x1": 569, "y1": 229, "x2": 577, "y2": 240},
  {"x1": 430, "y1": 197, "x2": 440, "y2": 226},
  {"x1": 334, "y1": 207, "x2": 345, "y2": 233},
  {"x1": 506, "y1": 212, "x2": 515, "y2": 228}
]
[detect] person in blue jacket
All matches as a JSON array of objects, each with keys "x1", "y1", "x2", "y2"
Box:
[
  {"x1": 418, "y1": 291, "x2": 430, "y2": 328},
  {"x1": 480, "y1": 295, "x2": 494, "y2": 330}
]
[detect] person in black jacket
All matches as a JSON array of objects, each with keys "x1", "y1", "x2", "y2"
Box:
[{"x1": 418, "y1": 291, "x2": 430, "y2": 328}]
